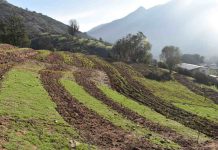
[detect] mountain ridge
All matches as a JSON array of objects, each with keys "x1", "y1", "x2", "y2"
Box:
[{"x1": 88, "y1": 0, "x2": 218, "y2": 57}]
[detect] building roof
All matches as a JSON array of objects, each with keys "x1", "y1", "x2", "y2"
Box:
[
  {"x1": 177, "y1": 63, "x2": 205, "y2": 71},
  {"x1": 209, "y1": 75, "x2": 218, "y2": 78}
]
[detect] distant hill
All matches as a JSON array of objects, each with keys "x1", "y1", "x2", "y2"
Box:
[
  {"x1": 0, "y1": 0, "x2": 69, "y2": 37},
  {"x1": 88, "y1": 0, "x2": 218, "y2": 57},
  {"x1": 0, "y1": 0, "x2": 111, "y2": 57}
]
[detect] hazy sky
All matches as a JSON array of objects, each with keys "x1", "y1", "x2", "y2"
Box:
[{"x1": 7, "y1": 0, "x2": 170, "y2": 31}]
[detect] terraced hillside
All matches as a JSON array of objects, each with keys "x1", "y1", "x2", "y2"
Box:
[{"x1": 0, "y1": 44, "x2": 217, "y2": 150}]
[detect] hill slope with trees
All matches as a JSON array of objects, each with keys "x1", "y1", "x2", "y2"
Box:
[
  {"x1": 0, "y1": 0, "x2": 111, "y2": 57},
  {"x1": 0, "y1": 44, "x2": 217, "y2": 149}
]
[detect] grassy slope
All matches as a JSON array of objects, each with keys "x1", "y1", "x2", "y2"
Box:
[
  {"x1": 34, "y1": 50, "x2": 51, "y2": 61},
  {"x1": 0, "y1": 64, "x2": 89, "y2": 150},
  {"x1": 98, "y1": 85, "x2": 210, "y2": 142},
  {"x1": 61, "y1": 77, "x2": 180, "y2": 149},
  {"x1": 59, "y1": 52, "x2": 95, "y2": 68},
  {"x1": 135, "y1": 77, "x2": 218, "y2": 123}
]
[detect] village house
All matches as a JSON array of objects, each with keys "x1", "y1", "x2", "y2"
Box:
[{"x1": 177, "y1": 63, "x2": 209, "y2": 75}]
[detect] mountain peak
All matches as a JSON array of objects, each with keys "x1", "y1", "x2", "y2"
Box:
[{"x1": 135, "y1": 6, "x2": 146, "y2": 12}]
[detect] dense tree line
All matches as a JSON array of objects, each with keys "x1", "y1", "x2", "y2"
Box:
[
  {"x1": 181, "y1": 54, "x2": 204, "y2": 65},
  {"x1": 111, "y1": 32, "x2": 152, "y2": 63},
  {"x1": 0, "y1": 14, "x2": 30, "y2": 47}
]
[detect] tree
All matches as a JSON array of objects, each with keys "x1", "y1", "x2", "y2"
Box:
[
  {"x1": 181, "y1": 54, "x2": 204, "y2": 65},
  {"x1": 160, "y1": 46, "x2": 181, "y2": 74},
  {"x1": 0, "y1": 14, "x2": 30, "y2": 47},
  {"x1": 111, "y1": 32, "x2": 152, "y2": 63},
  {"x1": 68, "y1": 19, "x2": 79, "y2": 35}
]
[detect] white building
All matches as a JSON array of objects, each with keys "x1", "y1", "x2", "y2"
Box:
[{"x1": 177, "y1": 63, "x2": 209, "y2": 75}]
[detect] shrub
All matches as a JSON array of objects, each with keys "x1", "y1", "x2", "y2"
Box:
[
  {"x1": 175, "y1": 67, "x2": 192, "y2": 77},
  {"x1": 158, "y1": 62, "x2": 168, "y2": 69},
  {"x1": 193, "y1": 72, "x2": 218, "y2": 86}
]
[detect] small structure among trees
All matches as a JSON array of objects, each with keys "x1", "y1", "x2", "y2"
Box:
[
  {"x1": 111, "y1": 32, "x2": 152, "y2": 63},
  {"x1": 68, "y1": 19, "x2": 79, "y2": 35},
  {"x1": 160, "y1": 46, "x2": 181, "y2": 74}
]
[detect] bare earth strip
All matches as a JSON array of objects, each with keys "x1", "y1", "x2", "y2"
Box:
[
  {"x1": 74, "y1": 69, "x2": 199, "y2": 149},
  {"x1": 40, "y1": 66, "x2": 158, "y2": 150},
  {"x1": 89, "y1": 57, "x2": 218, "y2": 139}
]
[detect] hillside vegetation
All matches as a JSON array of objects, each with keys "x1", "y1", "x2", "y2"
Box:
[
  {"x1": 0, "y1": 1, "x2": 111, "y2": 57},
  {"x1": 0, "y1": 44, "x2": 217, "y2": 150}
]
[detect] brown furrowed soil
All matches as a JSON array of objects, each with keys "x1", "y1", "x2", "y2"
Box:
[
  {"x1": 0, "y1": 44, "x2": 16, "y2": 51},
  {"x1": 46, "y1": 53, "x2": 65, "y2": 64},
  {"x1": 174, "y1": 74, "x2": 218, "y2": 104},
  {"x1": 40, "y1": 66, "x2": 158, "y2": 150},
  {"x1": 0, "y1": 49, "x2": 37, "y2": 64},
  {"x1": 0, "y1": 47, "x2": 37, "y2": 83},
  {"x1": 74, "y1": 69, "x2": 199, "y2": 149},
  {"x1": 0, "y1": 117, "x2": 11, "y2": 150},
  {"x1": 0, "y1": 64, "x2": 12, "y2": 81},
  {"x1": 88, "y1": 57, "x2": 218, "y2": 139},
  {"x1": 113, "y1": 63, "x2": 218, "y2": 139}
]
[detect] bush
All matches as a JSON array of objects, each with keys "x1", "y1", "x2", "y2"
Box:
[
  {"x1": 193, "y1": 72, "x2": 218, "y2": 86},
  {"x1": 31, "y1": 36, "x2": 54, "y2": 50},
  {"x1": 175, "y1": 67, "x2": 192, "y2": 77},
  {"x1": 146, "y1": 70, "x2": 171, "y2": 81},
  {"x1": 158, "y1": 62, "x2": 168, "y2": 69}
]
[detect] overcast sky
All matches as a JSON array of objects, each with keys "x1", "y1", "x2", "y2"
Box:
[{"x1": 7, "y1": 0, "x2": 170, "y2": 32}]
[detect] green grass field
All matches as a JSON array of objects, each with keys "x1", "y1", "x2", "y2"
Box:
[
  {"x1": 135, "y1": 77, "x2": 218, "y2": 123},
  {"x1": 0, "y1": 65, "x2": 89, "y2": 150},
  {"x1": 98, "y1": 85, "x2": 210, "y2": 142},
  {"x1": 61, "y1": 77, "x2": 180, "y2": 149}
]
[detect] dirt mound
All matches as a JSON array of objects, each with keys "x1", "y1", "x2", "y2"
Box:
[
  {"x1": 40, "y1": 66, "x2": 158, "y2": 150},
  {"x1": 0, "y1": 44, "x2": 16, "y2": 51},
  {"x1": 89, "y1": 70, "x2": 111, "y2": 87},
  {"x1": 74, "y1": 69, "x2": 198, "y2": 149},
  {"x1": 0, "y1": 49, "x2": 37, "y2": 64},
  {"x1": 175, "y1": 74, "x2": 218, "y2": 104},
  {"x1": 46, "y1": 53, "x2": 64, "y2": 64}
]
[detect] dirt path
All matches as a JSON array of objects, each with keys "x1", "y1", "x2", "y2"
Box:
[
  {"x1": 174, "y1": 74, "x2": 218, "y2": 104},
  {"x1": 89, "y1": 57, "x2": 218, "y2": 139},
  {"x1": 40, "y1": 66, "x2": 159, "y2": 150},
  {"x1": 74, "y1": 69, "x2": 199, "y2": 149}
]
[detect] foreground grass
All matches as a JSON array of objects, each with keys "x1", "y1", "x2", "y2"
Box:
[
  {"x1": 135, "y1": 77, "x2": 218, "y2": 123},
  {"x1": 98, "y1": 85, "x2": 210, "y2": 143},
  {"x1": 0, "y1": 66, "x2": 90, "y2": 150},
  {"x1": 61, "y1": 78, "x2": 180, "y2": 149}
]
